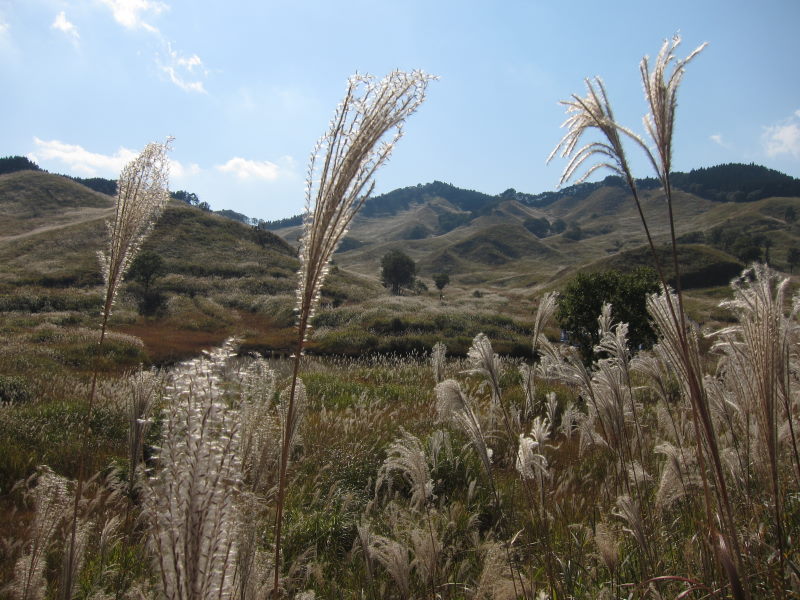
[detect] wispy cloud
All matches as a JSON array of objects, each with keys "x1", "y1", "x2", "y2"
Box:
[
  {"x1": 709, "y1": 133, "x2": 730, "y2": 149},
  {"x1": 170, "y1": 159, "x2": 201, "y2": 178},
  {"x1": 30, "y1": 138, "x2": 137, "y2": 176},
  {"x1": 29, "y1": 137, "x2": 199, "y2": 181},
  {"x1": 0, "y1": 17, "x2": 8, "y2": 35},
  {"x1": 97, "y1": 0, "x2": 168, "y2": 32},
  {"x1": 97, "y1": 0, "x2": 207, "y2": 93},
  {"x1": 52, "y1": 11, "x2": 80, "y2": 41},
  {"x1": 160, "y1": 64, "x2": 206, "y2": 93},
  {"x1": 215, "y1": 157, "x2": 283, "y2": 180},
  {"x1": 763, "y1": 110, "x2": 800, "y2": 159},
  {"x1": 158, "y1": 42, "x2": 207, "y2": 93}
]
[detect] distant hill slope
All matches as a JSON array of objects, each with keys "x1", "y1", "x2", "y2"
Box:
[
  {"x1": 0, "y1": 155, "x2": 262, "y2": 225},
  {"x1": 264, "y1": 164, "x2": 800, "y2": 290},
  {"x1": 0, "y1": 170, "x2": 296, "y2": 289},
  {"x1": 0, "y1": 170, "x2": 114, "y2": 236},
  {"x1": 582, "y1": 244, "x2": 744, "y2": 290},
  {"x1": 1, "y1": 164, "x2": 798, "y2": 297},
  {"x1": 446, "y1": 223, "x2": 557, "y2": 266},
  {"x1": 263, "y1": 163, "x2": 800, "y2": 233},
  {"x1": 670, "y1": 163, "x2": 800, "y2": 202}
]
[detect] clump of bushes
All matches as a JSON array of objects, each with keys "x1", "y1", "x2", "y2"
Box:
[{"x1": 0, "y1": 375, "x2": 31, "y2": 404}]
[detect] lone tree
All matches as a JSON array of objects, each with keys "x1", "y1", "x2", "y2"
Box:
[
  {"x1": 126, "y1": 250, "x2": 166, "y2": 315},
  {"x1": 381, "y1": 249, "x2": 416, "y2": 294},
  {"x1": 788, "y1": 247, "x2": 800, "y2": 273},
  {"x1": 556, "y1": 267, "x2": 659, "y2": 362},
  {"x1": 126, "y1": 250, "x2": 164, "y2": 296},
  {"x1": 433, "y1": 272, "x2": 450, "y2": 299},
  {"x1": 523, "y1": 216, "x2": 550, "y2": 238}
]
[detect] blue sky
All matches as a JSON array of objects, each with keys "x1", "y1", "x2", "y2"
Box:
[{"x1": 1, "y1": 0, "x2": 798, "y2": 221}]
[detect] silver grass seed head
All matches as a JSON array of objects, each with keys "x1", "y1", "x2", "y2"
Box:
[
  {"x1": 532, "y1": 291, "x2": 558, "y2": 355},
  {"x1": 434, "y1": 379, "x2": 467, "y2": 423},
  {"x1": 295, "y1": 70, "x2": 436, "y2": 338},
  {"x1": 99, "y1": 138, "x2": 171, "y2": 316},
  {"x1": 465, "y1": 332, "x2": 503, "y2": 398},
  {"x1": 516, "y1": 417, "x2": 551, "y2": 481},
  {"x1": 431, "y1": 341, "x2": 447, "y2": 383},
  {"x1": 548, "y1": 77, "x2": 633, "y2": 187},
  {"x1": 379, "y1": 428, "x2": 434, "y2": 510},
  {"x1": 594, "y1": 522, "x2": 620, "y2": 573},
  {"x1": 640, "y1": 35, "x2": 707, "y2": 178},
  {"x1": 529, "y1": 415, "x2": 551, "y2": 446},
  {"x1": 515, "y1": 434, "x2": 539, "y2": 479}
]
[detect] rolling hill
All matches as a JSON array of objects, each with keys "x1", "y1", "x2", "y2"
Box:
[
  {"x1": 1, "y1": 162, "x2": 798, "y2": 361},
  {"x1": 0, "y1": 168, "x2": 382, "y2": 362},
  {"x1": 268, "y1": 166, "x2": 800, "y2": 291}
]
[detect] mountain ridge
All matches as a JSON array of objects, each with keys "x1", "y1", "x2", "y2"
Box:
[
  {"x1": 1, "y1": 163, "x2": 798, "y2": 363},
  {"x1": 1, "y1": 163, "x2": 798, "y2": 295},
  {"x1": 262, "y1": 162, "x2": 800, "y2": 230}
]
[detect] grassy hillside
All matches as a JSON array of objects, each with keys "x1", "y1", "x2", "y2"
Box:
[
  {"x1": 2, "y1": 167, "x2": 799, "y2": 365},
  {"x1": 311, "y1": 179, "x2": 799, "y2": 293},
  {"x1": 0, "y1": 170, "x2": 114, "y2": 237},
  {"x1": 0, "y1": 171, "x2": 383, "y2": 364}
]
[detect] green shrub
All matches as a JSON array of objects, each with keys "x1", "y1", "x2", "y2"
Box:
[
  {"x1": 0, "y1": 289, "x2": 101, "y2": 313},
  {"x1": 0, "y1": 375, "x2": 31, "y2": 403},
  {"x1": 60, "y1": 338, "x2": 149, "y2": 370},
  {"x1": 0, "y1": 399, "x2": 127, "y2": 489}
]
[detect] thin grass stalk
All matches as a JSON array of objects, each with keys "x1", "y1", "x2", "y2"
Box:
[
  {"x1": 435, "y1": 378, "x2": 530, "y2": 598},
  {"x1": 782, "y1": 338, "x2": 800, "y2": 490},
  {"x1": 594, "y1": 324, "x2": 656, "y2": 576},
  {"x1": 632, "y1": 44, "x2": 739, "y2": 564},
  {"x1": 379, "y1": 432, "x2": 442, "y2": 598},
  {"x1": 515, "y1": 423, "x2": 559, "y2": 598},
  {"x1": 635, "y1": 353, "x2": 702, "y2": 511},
  {"x1": 549, "y1": 37, "x2": 750, "y2": 596},
  {"x1": 421, "y1": 504, "x2": 440, "y2": 600},
  {"x1": 537, "y1": 336, "x2": 625, "y2": 498},
  {"x1": 715, "y1": 265, "x2": 795, "y2": 594},
  {"x1": 146, "y1": 341, "x2": 242, "y2": 600},
  {"x1": 594, "y1": 313, "x2": 649, "y2": 509},
  {"x1": 63, "y1": 140, "x2": 170, "y2": 600},
  {"x1": 271, "y1": 70, "x2": 434, "y2": 595},
  {"x1": 637, "y1": 37, "x2": 706, "y2": 325},
  {"x1": 634, "y1": 44, "x2": 742, "y2": 573}
]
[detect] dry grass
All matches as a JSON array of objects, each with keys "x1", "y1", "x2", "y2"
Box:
[{"x1": 4, "y1": 38, "x2": 800, "y2": 600}]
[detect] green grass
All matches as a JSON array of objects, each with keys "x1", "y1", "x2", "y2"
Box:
[
  {"x1": 3, "y1": 164, "x2": 800, "y2": 599},
  {"x1": 0, "y1": 396, "x2": 127, "y2": 491},
  {"x1": 2, "y1": 328, "x2": 799, "y2": 598}
]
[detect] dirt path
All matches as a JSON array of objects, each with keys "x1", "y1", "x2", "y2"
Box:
[{"x1": 0, "y1": 206, "x2": 114, "y2": 243}]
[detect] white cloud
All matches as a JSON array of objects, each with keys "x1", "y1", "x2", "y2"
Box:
[
  {"x1": 216, "y1": 157, "x2": 282, "y2": 181},
  {"x1": 763, "y1": 110, "x2": 800, "y2": 159},
  {"x1": 176, "y1": 53, "x2": 202, "y2": 71},
  {"x1": 159, "y1": 42, "x2": 207, "y2": 93},
  {"x1": 31, "y1": 138, "x2": 138, "y2": 176},
  {"x1": 170, "y1": 159, "x2": 201, "y2": 178},
  {"x1": 97, "y1": 0, "x2": 168, "y2": 31},
  {"x1": 710, "y1": 133, "x2": 729, "y2": 148},
  {"x1": 0, "y1": 17, "x2": 8, "y2": 35},
  {"x1": 31, "y1": 137, "x2": 199, "y2": 180},
  {"x1": 52, "y1": 11, "x2": 79, "y2": 41},
  {"x1": 160, "y1": 64, "x2": 206, "y2": 93},
  {"x1": 96, "y1": 2, "x2": 208, "y2": 94}
]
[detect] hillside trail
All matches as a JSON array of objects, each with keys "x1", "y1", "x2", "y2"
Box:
[{"x1": 0, "y1": 206, "x2": 114, "y2": 243}]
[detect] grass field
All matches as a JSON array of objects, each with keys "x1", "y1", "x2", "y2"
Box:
[
  {"x1": 2, "y1": 101, "x2": 800, "y2": 596},
  {"x1": 1, "y1": 264, "x2": 799, "y2": 598}
]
